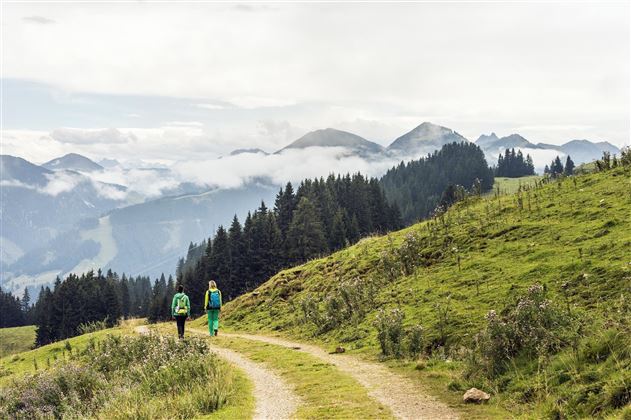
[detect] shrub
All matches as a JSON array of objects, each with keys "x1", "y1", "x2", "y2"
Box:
[
  {"x1": 300, "y1": 296, "x2": 322, "y2": 326},
  {"x1": 301, "y1": 276, "x2": 378, "y2": 334},
  {"x1": 469, "y1": 284, "x2": 578, "y2": 377},
  {"x1": 380, "y1": 249, "x2": 401, "y2": 282},
  {"x1": 374, "y1": 308, "x2": 405, "y2": 357},
  {"x1": 77, "y1": 319, "x2": 110, "y2": 335},
  {"x1": 406, "y1": 325, "x2": 424, "y2": 358},
  {"x1": 396, "y1": 232, "x2": 427, "y2": 275}
]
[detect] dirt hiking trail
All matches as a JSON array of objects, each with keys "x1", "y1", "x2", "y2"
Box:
[
  {"x1": 135, "y1": 325, "x2": 301, "y2": 419},
  {"x1": 210, "y1": 331, "x2": 459, "y2": 420}
]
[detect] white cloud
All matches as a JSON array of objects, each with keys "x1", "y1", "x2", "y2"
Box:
[
  {"x1": 1, "y1": 1, "x2": 628, "y2": 165},
  {"x1": 40, "y1": 171, "x2": 84, "y2": 196},
  {"x1": 175, "y1": 146, "x2": 400, "y2": 190},
  {"x1": 86, "y1": 167, "x2": 180, "y2": 201},
  {"x1": 228, "y1": 96, "x2": 296, "y2": 109},
  {"x1": 165, "y1": 121, "x2": 204, "y2": 127},
  {"x1": 51, "y1": 127, "x2": 136, "y2": 144},
  {"x1": 22, "y1": 15, "x2": 55, "y2": 24},
  {"x1": 3, "y1": 2, "x2": 626, "y2": 146},
  {"x1": 197, "y1": 103, "x2": 226, "y2": 110}
]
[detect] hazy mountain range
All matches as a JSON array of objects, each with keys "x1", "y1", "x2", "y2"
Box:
[{"x1": 1, "y1": 122, "x2": 621, "y2": 296}]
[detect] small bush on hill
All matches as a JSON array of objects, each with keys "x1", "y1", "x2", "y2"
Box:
[
  {"x1": 374, "y1": 308, "x2": 405, "y2": 358},
  {"x1": 467, "y1": 284, "x2": 578, "y2": 378},
  {"x1": 301, "y1": 276, "x2": 378, "y2": 334},
  {"x1": 77, "y1": 319, "x2": 110, "y2": 335}
]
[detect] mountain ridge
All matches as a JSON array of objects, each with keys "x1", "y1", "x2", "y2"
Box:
[
  {"x1": 387, "y1": 122, "x2": 469, "y2": 154},
  {"x1": 43, "y1": 153, "x2": 104, "y2": 172},
  {"x1": 277, "y1": 128, "x2": 384, "y2": 156}
]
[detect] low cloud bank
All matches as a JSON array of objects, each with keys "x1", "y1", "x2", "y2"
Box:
[{"x1": 175, "y1": 147, "x2": 402, "y2": 190}]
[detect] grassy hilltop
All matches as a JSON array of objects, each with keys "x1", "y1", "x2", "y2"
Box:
[{"x1": 220, "y1": 166, "x2": 631, "y2": 418}]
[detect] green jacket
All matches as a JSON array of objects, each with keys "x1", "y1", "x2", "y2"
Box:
[{"x1": 171, "y1": 292, "x2": 191, "y2": 317}]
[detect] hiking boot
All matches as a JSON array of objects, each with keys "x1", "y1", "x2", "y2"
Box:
[{"x1": 214, "y1": 329, "x2": 218, "y2": 336}]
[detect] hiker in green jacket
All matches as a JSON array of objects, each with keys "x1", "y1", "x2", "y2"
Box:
[
  {"x1": 204, "y1": 280, "x2": 222, "y2": 336},
  {"x1": 171, "y1": 285, "x2": 190, "y2": 339}
]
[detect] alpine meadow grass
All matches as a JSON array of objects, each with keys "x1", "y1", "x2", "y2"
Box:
[{"x1": 0, "y1": 333, "x2": 234, "y2": 419}]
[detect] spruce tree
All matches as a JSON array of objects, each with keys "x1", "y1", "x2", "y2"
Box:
[
  {"x1": 228, "y1": 215, "x2": 246, "y2": 296},
  {"x1": 330, "y1": 208, "x2": 347, "y2": 250},
  {"x1": 120, "y1": 277, "x2": 131, "y2": 319},
  {"x1": 209, "y1": 226, "x2": 231, "y2": 293},
  {"x1": 103, "y1": 278, "x2": 121, "y2": 326},
  {"x1": 274, "y1": 182, "x2": 296, "y2": 239},
  {"x1": 286, "y1": 197, "x2": 328, "y2": 263},
  {"x1": 564, "y1": 155, "x2": 575, "y2": 175}
]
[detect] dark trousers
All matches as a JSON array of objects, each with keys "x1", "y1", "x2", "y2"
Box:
[{"x1": 175, "y1": 315, "x2": 187, "y2": 338}]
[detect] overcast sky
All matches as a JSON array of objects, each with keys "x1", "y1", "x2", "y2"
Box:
[{"x1": 1, "y1": 1, "x2": 629, "y2": 165}]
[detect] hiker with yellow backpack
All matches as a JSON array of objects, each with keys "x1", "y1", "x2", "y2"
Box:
[
  {"x1": 204, "y1": 280, "x2": 222, "y2": 336},
  {"x1": 171, "y1": 285, "x2": 190, "y2": 339}
]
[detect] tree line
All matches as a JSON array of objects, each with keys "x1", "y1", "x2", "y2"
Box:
[
  {"x1": 494, "y1": 148, "x2": 535, "y2": 177},
  {"x1": 0, "y1": 287, "x2": 31, "y2": 328},
  {"x1": 380, "y1": 142, "x2": 495, "y2": 224},
  {"x1": 31, "y1": 269, "x2": 174, "y2": 345},
  {"x1": 544, "y1": 155, "x2": 575, "y2": 178},
  {"x1": 176, "y1": 173, "x2": 402, "y2": 316}
]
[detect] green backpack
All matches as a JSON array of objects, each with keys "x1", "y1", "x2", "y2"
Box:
[{"x1": 175, "y1": 295, "x2": 188, "y2": 315}]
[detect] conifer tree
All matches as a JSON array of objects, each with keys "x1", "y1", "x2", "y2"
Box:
[
  {"x1": 120, "y1": 277, "x2": 131, "y2": 319},
  {"x1": 274, "y1": 182, "x2": 296, "y2": 239},
  {"x1": 287, "y1": 197, "x2": 328, "y2": 263},
  {"x1": 103, "y1": 277, "x2": 121, "y2": 326},
  {"x1": 209, "y1": 226, "x2": 231, "y2": 292},
  {"x1": 564, "y1": 155, "x2": 575, "y2": 175},
  {"x1": 228, "y1": 216, "x2": 246, "y2": 296},
  {"x1": 330, "y1": 208, "x2": 348, "y2": 250}
]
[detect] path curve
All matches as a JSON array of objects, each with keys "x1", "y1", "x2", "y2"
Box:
[
  {"x1": 221, "y1": 332, "x2": 459, "y2": 420},
  {"x1": 135, "y1": 326, "x2": 301, "y2": 419}
]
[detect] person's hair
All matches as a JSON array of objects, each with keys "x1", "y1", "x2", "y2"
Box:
[
  {"x1": 209, "y1": 280, "x2": 217, "y2": 289},
  {"x1": 177, "y1": 285, "x2": 184, "y2": 293}
]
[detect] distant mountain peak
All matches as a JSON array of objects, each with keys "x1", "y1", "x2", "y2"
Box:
[
  {"x1": 387, "y1": 122, "x2": 468, "y2": 152},
  {"x1": 1, "y1": 155, "x2": 52, "y2": 185},
  {"x1": 43, "y1": 153, "x2": 103, "y2": 172},
  {"x1": 476, "y1": 133, "x2": 537, "y2": 151},
  {"x1": 475, "y1": 132, "x2": 500, "y2": 147},
  {"x1": 278, "y1": 128, "x2": 384, "y2": 155}
]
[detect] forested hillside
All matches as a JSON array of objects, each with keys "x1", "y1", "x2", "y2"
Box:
[
  {"x1": 381, "y1": 142, "x2": 494, "y2": 224},
  {"x1": 176, "y1": 173, "x2": 402, "y2": 314},
  {"x1": 222, "y1": 153, "x2": 631, "y2": 418},
  {"x1": 176, "y1": 143, "x2": 495, "y2": 314}
]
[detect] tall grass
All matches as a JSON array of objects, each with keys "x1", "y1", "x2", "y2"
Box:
[{"x1": 0, "y1": 334, "x2": 234, "y2": 419}]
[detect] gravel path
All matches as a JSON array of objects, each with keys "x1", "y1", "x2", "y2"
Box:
[
  {"x1": 224, "y1": 332, "x2": 459, "y2": 420},
  {"x1": 207, "y1": 343, "x2": 301, "y2": 419},
  {"x1": 135, "y1": 325, "x2": 301, "y2": 419}
]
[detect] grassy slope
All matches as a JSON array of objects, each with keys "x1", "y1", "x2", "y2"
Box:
[
  {"x1": 220, "y1": 168, "x2": 631, "y2": 417},
  {"x1": 492, "y1": 175, "x2": 541, "y2": 195},
  {"x1": 0, "y1": 320, "x2": 146, "y2": 386},
  {"x1": 0, "y1": 326, "x2": 36, "y2": 358}
]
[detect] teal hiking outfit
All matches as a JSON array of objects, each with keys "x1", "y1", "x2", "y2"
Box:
[
  {"x1": 204, "y1": 288, "x2": 222, "y2": 336},
  {"x1": 171, "y1": 292, "x2": 190, "y2": 339}
]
